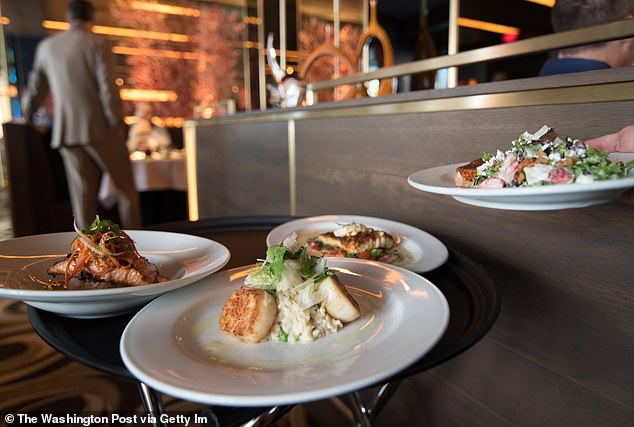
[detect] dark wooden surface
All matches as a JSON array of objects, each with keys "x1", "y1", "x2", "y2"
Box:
[
  {"x1": 3, "y1": 123, "x2": 73, "y2": 236},
  {"x1": 194, "y1": 69, "x2": 634, "y2": 426}
]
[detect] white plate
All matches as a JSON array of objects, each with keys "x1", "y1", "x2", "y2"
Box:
[
  {"x1": 266, "y1": 215, "x2": 448, "y2": 273},
  {"x1": 120, "y1": 259, "x2": 449, "y2": 407},
  {"x1": 0, "y1": 231, "x2": 230, "y2": 318},
  {"x1": 408, "y1": 163, "x2": 634, "y2": 211}
]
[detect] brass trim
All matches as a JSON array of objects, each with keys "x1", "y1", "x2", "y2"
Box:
[
  {"x1": 447, "y1": 0, "x2": 459, "y2": 88},
  {"x1": 242, "y1": 0, "x2": 252, "y2": 111},
  {"x1": 308, "y1": 19, "x2": 634, "y2": 91},
  {"x1": 300, "y1": 4, "x2": 363, "y2": 24},
  {"x1": 334, "y1": 0, "x2": 340, "y2": 83},
  {"x1": 280, "y1": 0, "x2": 286, "y2": 69},
  {"x1": 287, "y1": 120, "x2": 296, "y2": 216},
  {"x1": 194, "y1": 81, "x2": 634, "y2": 126},
  {"x1": 363, "y1": 0, "x2": 368, "y2": 32},
  {"x1": 184, "y1": 121, "x2": 199, "y2": 221},
  {"x1": 257, "y1": 0, "x2": 266, "y2": 110}
]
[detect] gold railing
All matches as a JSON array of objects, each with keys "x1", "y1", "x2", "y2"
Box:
[{"x1": 306, "y1": 19, "x2": 634, "y2": 101}]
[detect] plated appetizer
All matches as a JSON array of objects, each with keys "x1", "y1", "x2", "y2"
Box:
[
  {"x1": 48, "y1": 216, "x2": 159, "y2": 287},
  {"x1": 306, "y1": 223, "x2": 405, "y2": 265},
  {"x1": 456, "y1": 125, "x2": 634, "y2": 188},
  {"x1": 219, "y1": 237, "x2": 360, "y2": 343}
]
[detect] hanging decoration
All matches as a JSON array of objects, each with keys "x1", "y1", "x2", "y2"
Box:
[
  {"x1": 298, "y1": 17, "x2": 361, "y2": 103},
  {"x1": 266, "y1": 33, "x2": 305, "y2": 108}
]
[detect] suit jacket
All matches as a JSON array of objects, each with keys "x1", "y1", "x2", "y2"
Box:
[{"x1": 22, "y1": 27, "x2": 124, "y2": 149}]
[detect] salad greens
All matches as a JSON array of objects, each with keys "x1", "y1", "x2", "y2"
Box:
[
  {"x1": 474, "y1": 126, "x2": 634, "y2": 187},
  {"x1": 572, "y1": 146, "x2": 634, "y2": 181},
  {"x1": 245, "y1": 243, "x2": 335, "y2": 292}
]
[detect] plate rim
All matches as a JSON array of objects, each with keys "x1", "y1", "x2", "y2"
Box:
[
  {"x1": 265, "y1": 214, "x2": 448, "y2": 273},
  {"x1": 0, "y1": 230, "x2": 231, "y2": 300},
  {"x1": 120, "y1": 259, "x2": 450, "y2": 406}
]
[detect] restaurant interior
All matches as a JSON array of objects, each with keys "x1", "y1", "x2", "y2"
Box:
[{"x1": 0, "y1": 0, "x2": 633, "y2": 426}]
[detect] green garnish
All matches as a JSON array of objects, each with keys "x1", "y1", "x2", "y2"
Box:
[
  {"x1": 298, "y1": 247, "x2": 317, "y2": 279},
  {"x1": 266, "y1": 244, "x2": 287, "y2": 284},
  {"x1": 84, "y1": 215, "x2": 121, "y2": 235},
  {"x1": 313, "y1": 268, "x2": 336, "y2": 284},
  {"x1": 370, "y1": 248, "x2": 384, "y2": 259},
  {"x1": 278, "y1": 329, "x2": 288, "y2": 342},
  {"x1": 246, "y1": 243, "x2": 336, "y2": 294}
]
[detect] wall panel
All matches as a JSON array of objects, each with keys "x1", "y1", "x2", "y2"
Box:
[
  {"x1": 194, "y1": 69, "x2": 634, "y2": 426},
  {"x1": 195, "y1": 121, "x2": 289, "y2": 217}
]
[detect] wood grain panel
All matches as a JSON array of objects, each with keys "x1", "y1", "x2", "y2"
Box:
[
  {"x1": 292, "y1": 102, "x2": 634, "y2": 424},
  {"x1": 195, "y1": 121, "x2": 290, "y2": 217},
  {"x1": 375, "y1": 338, "x2": 634, "y2": 427}
]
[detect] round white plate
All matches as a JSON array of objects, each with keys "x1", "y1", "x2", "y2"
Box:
[
  {"x1": 266, "y1": 215, "x2": 448, "y2": 273},
  {"x1": 0, "y1": 230, "x2": 230, "y2": 318},
  {"x1": 120, "y1": 259, "x2": 449, "y2": 407},
  {"x1": 408, "y1": 163, "x2": 634, "y2": 211}
]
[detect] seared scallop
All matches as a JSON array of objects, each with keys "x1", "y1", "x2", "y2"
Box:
[
  {"x1": 219, "y1": 287, "x2": 278, "y2": 343},
  {"x1": 320, "y1": 276, "x2": 360, "y2": 323}
]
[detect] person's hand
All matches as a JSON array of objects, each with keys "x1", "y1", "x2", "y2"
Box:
[
  {"x1": 586, "y1": 125, "x2": 634, "y2": 205},
  {"x1": 585, "y1": 125, "x2": 634, "y2": 152}
]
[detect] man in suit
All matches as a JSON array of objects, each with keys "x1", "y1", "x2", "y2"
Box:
[
  {"x1": 22, "y1": 0, "x2": 142, "y2": 229},
  {"x1": 538, "y1": 0, "x2": 634, "y2": 76}
]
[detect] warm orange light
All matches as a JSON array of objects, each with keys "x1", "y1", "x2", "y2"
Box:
[
  {"x1": 524, "y1": 0, "x2": 555, "y2": 7},
  {"x1": 243, "y1": 16, "x2": 262, "y2": 25},
  {"x1": 42, "y1": 20, "x2": 191, "y2": 43},
  {"x1": 457, "y1": 17, "x2": 520, "y2": 35},
  {"x1": 113, "y1": 46, "x2": 200, "y2": 60},
  {"x1": 242, "y1": 41, "x2": 261, "y2": 49},
  {"x1": 0, "y1": 85, "x2": 18, "y2": 97},
  {"x1": 163, "y1": 117, "x2": 184, "y2": 127},
  {"x1": 286, "y1": 66, "x2": 295, "y2": 74},
  {"x1": 125, "y1": 115, "x2": 184, "y2": 127},
  {"x1": 200, "y1": 107, "x2": 214, "y2": 119},
  {"x1": 95, "y1": 25, "x2": 189, "y2": 42},
  {"x1": 131, "y1": 1, "x2": 200, "y2": 17},
  {"x1": 120, "y1": 89, "x2": 178, "y2": 102},
  {"x1": 1, "y1": 17, "x2": 10, "y2": 25},
  {"x1": 41, "y1": 20, "x2": 70, "y2": 31},
  {"x1": 115, "y1": 78, "x2": 125, "y2": 86}
]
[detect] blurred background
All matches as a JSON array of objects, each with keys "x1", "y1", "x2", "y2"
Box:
[{"x1": 0, "y1": 0, "x2": 556, "y2": 127}]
